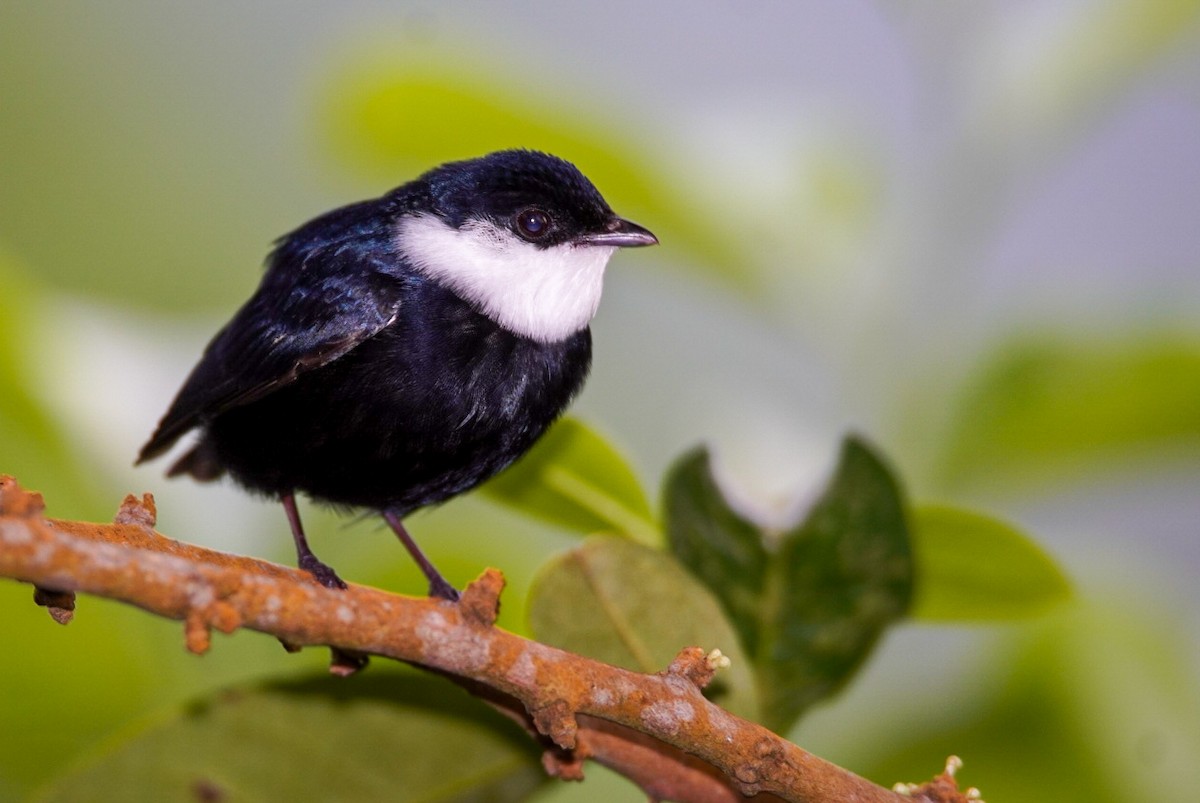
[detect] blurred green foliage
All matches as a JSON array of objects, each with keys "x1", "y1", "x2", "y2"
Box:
[
  {"x1": 0, "y1": 255, "x2": 99, "y2": 513},
  {"x1": 0, "y1": 588, "x2": 158, "y2": 792},
  {"x1": 0, "y1": 15, "x2": 272, "y2": 313},
  {"x1": 861, "y1": 603, "x2": 1200, "y2": 802},
  {"x1": 993, "y1": 0, "x2": 1200, "y2": 132},
  {"x1": 937, "y1": 336, "x2": 1200, "y2": 492},
  {"x1": 319, "y1": 61, "x2": 750, "y2": 291},
  {"x1": 34, "y1": 672, "x2": 546, "y2": 803}
]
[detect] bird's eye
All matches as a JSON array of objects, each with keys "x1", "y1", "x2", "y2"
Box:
[{"x1": 515, "y1": 208, "x2": 551, "y2": 240}]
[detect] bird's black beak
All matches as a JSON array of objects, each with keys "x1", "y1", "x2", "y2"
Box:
[{"x1": 577, "y1": 217, "x2": 659, "y2": 248}]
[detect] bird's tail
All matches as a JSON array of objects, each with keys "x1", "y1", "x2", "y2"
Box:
[{"x1": 166, "y1": 440, "x2": 225, "y2": 482}]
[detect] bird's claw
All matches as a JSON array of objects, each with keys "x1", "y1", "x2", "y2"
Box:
[
  {"x1": 428, "y1": 577, "x2": 461, "y2": 602},
  {"x1": 299, "y1": 555, "x2": 349, "y2": 590}
]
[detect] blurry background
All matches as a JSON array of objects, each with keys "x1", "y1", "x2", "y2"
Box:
[{"x1": 2, "y1": 1, "x2": 1199, "y2": 801}]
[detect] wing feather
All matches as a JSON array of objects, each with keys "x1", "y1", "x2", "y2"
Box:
[{"x1": 137, "y1": 238, "x2": 407, "y2": 464}]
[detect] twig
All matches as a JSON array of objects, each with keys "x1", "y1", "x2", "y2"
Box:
[{"x1": 0, "y1": 475, "x2": 969, "y2": 802}]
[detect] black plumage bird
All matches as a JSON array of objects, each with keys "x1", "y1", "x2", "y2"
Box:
[{"x1": 137, "y1": 150, "x2": 657, "y2": 599}]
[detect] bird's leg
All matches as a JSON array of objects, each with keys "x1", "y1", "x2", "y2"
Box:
[
  {"x1": 281, "y1": 493, "x2": 347, "y2": 590},
  {"x1": 382, "y1": 510, "x2": 460, "y2": 601}
]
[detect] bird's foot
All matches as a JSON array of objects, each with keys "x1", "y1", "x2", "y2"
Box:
[
  {"x1": 428, "y1": 576, "x2": 461, "y2": 602},
  {"x1": 299, "y1": 555, "x2": 349, "y2": 590}
]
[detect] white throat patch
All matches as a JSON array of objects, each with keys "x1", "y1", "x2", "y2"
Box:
[{"x1": 396, "y1": 215, "x2": 615, "y2": 343}]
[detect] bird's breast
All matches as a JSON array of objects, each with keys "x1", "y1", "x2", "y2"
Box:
[{"x1": 208, "y1": 290, "x2": 592, "y2": 511}]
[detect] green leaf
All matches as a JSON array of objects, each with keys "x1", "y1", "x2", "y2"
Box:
[
  {"x1": 528, "y1": 536, "x2": 759, "y2": 720},
  {"x1": 910, "y1": 505, "x2": 1071, "y2": 620},
  {"x1": 762, "y1": 438, "x2": 913, "y2": 731},
  {"x1": 660, "y1": 446, "x2": 770, "y2": 657},
  {"x1": 480, "y1": 417, "x2": 658, "y2": 544},
  {"x1": 318, "y1": 60, "x2": 751, "y2": 291},
  {"x1": 664, "y1": 437, "x2": 913, "y2": 733},
  {"x1": 34, "y1": 672, "x2": 544, "y2": 803},
  {"x1": 936, "y1": 336, "x2": 1200, "y2": 492}
]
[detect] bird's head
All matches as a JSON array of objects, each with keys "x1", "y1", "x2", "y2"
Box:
[{"x1": 394, "y1": 150, "x2": 657, "y2": 343}]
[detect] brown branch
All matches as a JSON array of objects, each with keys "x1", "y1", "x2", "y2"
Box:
[{"x1": 0, "y1": 475, "x2": 972, "y2": 803}]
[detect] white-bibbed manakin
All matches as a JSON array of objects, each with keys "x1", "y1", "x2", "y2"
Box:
[{"x1": 137, "y1": 150, "x2": 658, "y2": 600}]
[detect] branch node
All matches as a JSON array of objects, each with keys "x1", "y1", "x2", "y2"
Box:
[
  {"x1": 732, "y1": 761, "x2": 762, "y2": 793},
  {"x1": 726, "y1": 737, "x2": 790, "y2": 797},
  {"x1": 185, "y1": 611, "x2": 212, "y2": 655},
  {"x1": 0, "y1": 475, "x2": 45, "y2": 518},
  {"x1": 541, "y1": 747, "x2": 588, "y2": 782},
  {"x1": 706, "y1": 648, "x2": 731, "y2": 672},
  {"x1": 532, "y1": 698, "x2": 578, "y2": 750},
  {"x1": 459, "y1": 568, "x2": 505, "y2": 627},
  {"x1": 663, "y1": 646, "x2": 716, "y2": 690},
  {"x1": 329, "y1": 647, "x2": 370, "y2": 677},
  {"x1": 208, "y1": 599, "x2": 242, "y2": 634},
  {"x1": 896, "y1": 755, "x2": 981, "y2": 803},
  {"x1": 753, "y1": 735, "x2": 780, "y2": 760},
  {"x1": 114, "y1": 493, "x2": 157, "y2": 529},
  {"x1": 33, "y1": 586, "x2": 76, "y2": 624}
]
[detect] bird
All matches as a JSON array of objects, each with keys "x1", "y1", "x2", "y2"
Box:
[{"x1": 136, "y1": 150, "x2": 657, "y2": 600}]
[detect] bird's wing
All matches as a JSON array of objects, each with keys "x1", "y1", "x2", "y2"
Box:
[{"x1": 137, "y1": 262, "x2": 407, "y2": 465}]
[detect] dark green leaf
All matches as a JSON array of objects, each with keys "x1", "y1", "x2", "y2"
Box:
[
  {"x1": 910, "y1": 505, "x2": 1070, "y2": 620},
  {"x1": 762, "y1": 438, "x2": 913, "y2": 731},
  {"x1": 34, "y1": 672, "x2": 544, "y2": 803},
  {"x1": 528, "y1": 536, "x2": 759, "y2": 720},
  {"x1": 664, "y1": 437, "x2": 913, "y2": 733},
  {"x1": 480, "y1": 417, "x2": 658, "y2": 544},
  {"x1": 661, "y1": 446, "x2": 771, "y2": 656}
]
